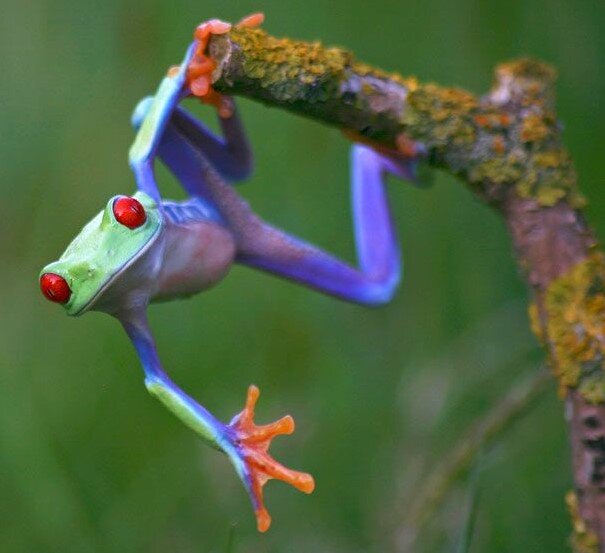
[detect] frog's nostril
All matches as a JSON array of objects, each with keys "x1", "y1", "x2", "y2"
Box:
[{"x1": 40, "y1": 273, "x2": 71, "y2": 304}]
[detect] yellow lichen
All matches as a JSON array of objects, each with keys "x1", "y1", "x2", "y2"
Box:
[
  {"x1": 520, "y1": 113, "x2": 552, "y2": 143},
  {"x1": 528, "y1": 302, "x2": 544, "y2": 344},
  {"x1": 474, "y1": 112, "x2": 512, "y2": 130},
  {"x1": 401, "y1": 61, "x2": 582, "y2": 207},
  {"x1": 214, "y1": 29, "x2": 584, "y2": 208},
  {"x1": 515, "y1": 148, "x2": 584, "y2": 208},
  {"x1": 578, "y1": 375, "x2": 605, "y2": 404},
  {"x1": 222, "y1": 27, "x2": 417, "y2": 105},
  {"x1": 400, "y1": 84, "x2": 478, "y2": 162},
  {"x1": 538, "y1": 187, "x2": 568, "y2": 206},
  {"x1": 469, "y1": 155, "x2": 523, "y2": 186},
  {"x1": 544, "y1": 253, "x2": 605, "y2": 400},
  {"x1": 566, "y1": 491, "x2": 599, "y2": 553}
]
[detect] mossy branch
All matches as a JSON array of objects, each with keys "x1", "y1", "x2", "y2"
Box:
[
  {"x1": 206, "y1": 25, "x2": 605, "y2": 551},
  {"x1": 209, "y1": 27, "x2": 581, "y2": 208}
]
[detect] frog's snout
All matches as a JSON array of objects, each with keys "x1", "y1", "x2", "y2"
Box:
[{"x1": 40, "y1": 272, "x2": 72, "y2": 304}]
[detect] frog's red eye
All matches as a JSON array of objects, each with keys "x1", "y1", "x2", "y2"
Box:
[
  {"x1": 113, "y1": 196, "x2": 147, "y2": 229},
  {"x1": 40, "y1": 273, "x2": 71, "y2": 304}
]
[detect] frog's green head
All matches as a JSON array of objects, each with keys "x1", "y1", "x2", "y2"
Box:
[{"x1": 39, "y1": 191, "x2": 164, "y2": 316}]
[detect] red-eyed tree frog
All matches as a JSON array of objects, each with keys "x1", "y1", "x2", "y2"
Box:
[{"x1": 39, "y1": 15, "x2": 424, "y2": 532}]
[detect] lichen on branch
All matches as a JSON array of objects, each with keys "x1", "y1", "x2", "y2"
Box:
[
  {"x1": 210, "y1": 26, "x2": 415, "y2": 147},
  {"x1": 200, "y1": 22, "x2": 603, "y2": 551},
  {"x1": 208, "y1": 27, "x2": 583, "y2": 208},
  {"x1": 545, "y1": 253, "x2": 605, "y2": 403},
  {"x1": 567, "y1": 491, "x2": 600, "y2": 553}
]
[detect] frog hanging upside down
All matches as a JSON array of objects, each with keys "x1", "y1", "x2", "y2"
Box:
[{"x1": 39, "y1": 13, "x2": 423, "y2": 531}]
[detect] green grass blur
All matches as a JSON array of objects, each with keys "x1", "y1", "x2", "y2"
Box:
[{"x1": 1, "y1": 1, "x2": 604, "y2": 551}]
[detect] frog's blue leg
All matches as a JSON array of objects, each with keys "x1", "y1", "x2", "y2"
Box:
[
  {"x1": 152, "y1": 105, "x2": 407, "y2": 306},
  {"x1": 120, "y1": 314, "x2": 314, "y2": 532},
  {"x1": 131, "y1": 96, "x2": 253, "y2": 190},
  {"x1": 128, "y1": 43, "x2": 197, "y2": 201},
  {"x1": 170, "y1": 100, "x2": 253, "y2": 182},
  {"x1": 121, "y1": 316, "x2": 226, "y2": 449},
  {"x1": 237, "y1": 145, "x2": 404, "y2": 305}
]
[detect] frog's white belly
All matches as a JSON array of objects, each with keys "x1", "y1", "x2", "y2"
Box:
[{"x1": 153, "y1": 219, "x2": 236, "y2": 301}]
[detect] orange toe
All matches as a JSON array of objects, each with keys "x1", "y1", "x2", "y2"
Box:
[
  {"x1": 185, "y1": 18, "x2": 234, "y2": 117},
  {"x1": 237, "y1": 12, "x2": 265, "y2": 29},
  {"x1": 194, "y1": 19, "x2": 232, "y2": 41},
  {"x1": 230, "y1": 385, "x2": 315, "y2": 532},
  {"x1": 396, "y1": 133, "x2": 424, "y2": 158},
  {"x1": 256, "y1": 506, "x2": 272, "y2": 533},
  {"x1": 190, "y1": 76, "x2": 210, "y2": 97}
]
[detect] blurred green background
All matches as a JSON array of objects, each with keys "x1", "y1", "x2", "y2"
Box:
[{"x1": 2, "y1": 1, "x2": 605, "y2": 551}]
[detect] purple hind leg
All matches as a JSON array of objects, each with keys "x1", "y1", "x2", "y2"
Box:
[
  {"x1": 237, "y1": 145, "x2": 406, "y2": 306},
  {"x1": 153, "y1": 102, "x2": 408, "y2": 306}
]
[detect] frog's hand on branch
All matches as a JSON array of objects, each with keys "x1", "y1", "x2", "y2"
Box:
[
  {"x1": 223, "y1": 385, "x2": 315, "y2": 532},
  {"x1": 186, "y1": 13, "x2": 265, "y2": 117}
]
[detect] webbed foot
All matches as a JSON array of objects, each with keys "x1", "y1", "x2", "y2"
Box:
[
  {"x1": 236, "y1": 13, "x2": 265, "y2": 29},
  {"x1": 223, "y1": 385, "x2": 314, "y2": 532},
  {"x1": 186, "y1": 14, "x2": 265, "y2": 118}
]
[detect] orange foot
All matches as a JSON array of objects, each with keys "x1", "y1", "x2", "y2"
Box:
[
  {"x1": 186, "y1": 13, "x2": 265, "y2": 117},
  {"x1": 227, "y1": 385, "x2": 315, "y2": 532}
]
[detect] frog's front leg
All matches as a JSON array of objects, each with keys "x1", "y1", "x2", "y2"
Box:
[
  {"x1": 131, "y1": 95, "x2": 253, "y2": 189},
  {"x1": 129, "y1": 15, "x2": 257, "y2": 200},
  {"x1": 128, "y1": 43, "x2": 195, "y2": 200},
  {"x1": 119, "y1": 312, "x2": 314, "y2": 532}
]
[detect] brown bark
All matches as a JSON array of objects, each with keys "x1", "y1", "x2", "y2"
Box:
[
  {"x1": 503, "y1": 186, "x2": 601, "y2": 550},
  {"x1": 203, "y1": 25, "x2": 604, "y2": 550}
]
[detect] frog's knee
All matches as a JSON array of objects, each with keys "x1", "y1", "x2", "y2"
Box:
[{"x1": 131, "y1": 96, "x2": 154, "y2": 130}]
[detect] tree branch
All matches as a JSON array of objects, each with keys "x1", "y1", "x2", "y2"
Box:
[{"x1": 206, "y1": 25, "x2": 605, "y2": 551}]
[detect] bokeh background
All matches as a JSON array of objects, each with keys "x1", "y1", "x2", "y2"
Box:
[{"x1": 2, "y1": 1, "x2": 605, "y2": 551}]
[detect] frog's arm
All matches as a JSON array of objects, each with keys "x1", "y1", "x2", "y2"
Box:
[
  {"x1": 155, "y1": 103, "x2": 410, "y2": 306},
  {"x1": 131, "y1": 14, "x2": 407, "y2": 304},
  {"x1": 119, "y1": 312, "x2": 314, "y2": 532},
  {"x1": 128, "y1": 44, "x2": 195, "y2": 200},
  {"x1": 129, "y1": 37, "x2": 253, "y2": 201},
  {"x1": 131, "y1": 95, "x2": 253, "y2": 188}
]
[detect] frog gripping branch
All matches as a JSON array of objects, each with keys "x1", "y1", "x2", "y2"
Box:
[
  {"x1": 183, "y1": 14, "x2": 605, "y2": 552},
  {"x1": 39, "y1": 14, "x2": 424, "y2": 532}
]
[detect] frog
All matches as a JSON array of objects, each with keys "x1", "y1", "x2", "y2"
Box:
[{"x1": 39, "y1": 15, "x2": 424, "y2": 532}]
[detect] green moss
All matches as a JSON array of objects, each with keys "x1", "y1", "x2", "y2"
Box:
[
  {"x1": 543, "y1": 254, "x2": 605, "y2": 401},
  {"x1": 222, "y1": 27, "x2": 416, "y2": 106},
  {"x1": 381, "y1": 59, "x2": 582, "y2": 206},
  {"x1": 402, "y1": 84, "x2": 477, "y2": 150},
  {"x1": 518, "y1": 148, "x2": 584, "y2": 207},
  {"x1": 222, "y1": 27, "x2": 347, "y2": 103},
  {"x1": 469, "y1": 156, "x2": 523, "y2": 186},
  {"x1": 214, "y1": 30, "x2": 584, "y2": 207}
]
